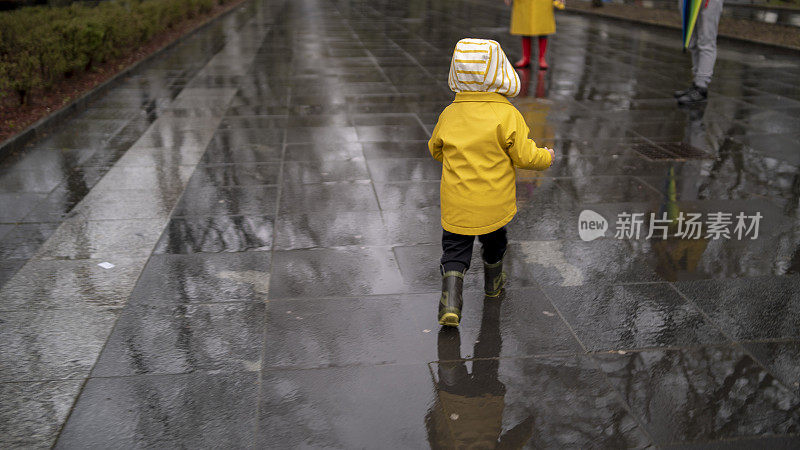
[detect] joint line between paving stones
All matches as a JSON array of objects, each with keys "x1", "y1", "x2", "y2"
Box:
[
  {"x1": 587, "y1": 351, "x2": 660, "y2": 446},
  {"x1": 44, "y1": 371, "x2": 94, "y2": 448},
  {"x1": 254, "y1": 19, "x2": 291, "y2": 439},
  {"x1": 532, "y1": 285, "x2": 590, "y2": 353},
  {"x1": 661, "y1": 432, "x2": 800, "y2": 447},
  {"x1": 633, "y1": 175, "x2": 665, "y2": 194},
  {"x1": 339, "y1": 0, "x2": 436, "y2": 83},
  {"x1": 667, "y1": 283, "x2": 799, "y2": 393},
  {"x1": 253, "y1": 139, "x2": 283, "y2": 443},
  {"x1": 423, "y1": 360, "x2": 460, "y2": 445},
  {"x1": 336, "y1": 17, "x2": 392, "y2": 221},
  {"x1": 365, "y1": 158, "x2": 389, "y2": 215},
  {"x1": 48, "y1": 10, "x2": 262, "y2": 445},
  {"x1": 259, "y1": 359, "x2": 473, "y2": 374},
  {"x1": 330, "y1": 0, "x2": 408, "y2": 225},
  {"x1": 51, "y1": 95, "x2": 237, "y2": 450},
  {"x1": 0, "y1": 341, "x2": 740, "y2": 382},
  {"x1": 321, "y1": 0, "x2": 413, "y2": 296},
  {"x1": 0, "y1": 298, "x2": 265, "y2": 314},
  {"x1": 72, "y1": 369, "x2": 259, "y2": 382},
  {"x1": 736, "y1": 337, "x2": 800, "y2": 344},
  {"x1": 337, "y1": 12, "x2": 395, "y2": 90},
  {"x1": 404, "y1": 8, "x2": 465, "y2": 94},
  {"x1": 538, "y1": 284, "x2": 660, "y2": 446}
]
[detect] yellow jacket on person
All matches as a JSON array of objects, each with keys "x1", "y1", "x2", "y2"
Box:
[
  {"x1": 431, "y1": 39, "x2": 552, "y2": 235},
  {"x1": 429, "y1": 92, "x2": 552, "y2": 235},
  {"x1": 510, "y1": 0, "x2": 556, "y2": 36}
]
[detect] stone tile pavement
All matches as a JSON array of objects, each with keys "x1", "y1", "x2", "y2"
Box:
[{"x1": 1, "y1": 0, "x2": 799, "y2": 447}]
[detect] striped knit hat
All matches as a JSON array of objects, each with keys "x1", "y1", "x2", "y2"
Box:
[{"x1": 448, "y1": 38, "x2": 520, "y2": 97}]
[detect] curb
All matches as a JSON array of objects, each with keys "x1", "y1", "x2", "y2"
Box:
[
  {"x1": 0, "y1": 0, "x2": 250, "y2": 162},
  {"x1": 564, "y1": 7, "x2": 800, "y2": 53}
]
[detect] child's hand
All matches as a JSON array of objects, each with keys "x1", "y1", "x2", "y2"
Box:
[
  {"x1": 504, "y1": 0, "x2": 512, "y2": 5},
  {"x1": 545, "y1": 147, "x2": 555, "y2": 166}
]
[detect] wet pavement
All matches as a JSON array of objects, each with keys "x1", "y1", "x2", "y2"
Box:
[{"x1": 2, "y1": 0, "x2": 800, "y2": 447}]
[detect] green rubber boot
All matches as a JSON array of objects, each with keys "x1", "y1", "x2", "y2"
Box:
[
  {"x1": 438, "y1": 268, "x2": 464, "y2": 327},
  {"x1": 483, "y1": 254, "x2": 507, "y2": 297}
]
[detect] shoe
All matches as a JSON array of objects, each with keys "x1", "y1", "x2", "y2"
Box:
[
  {"x1": 483, "y1": 254, "x2": 507, "y2": 297},
  {"x1": 438, "y1": 268, "x2": 464, "y2": 327},
  {"x1": 676, "y1": 85, "x2": 707, "y2": 105},
  {"x1": 673, "y1": 85, "x2": 693, "y2": 98}
]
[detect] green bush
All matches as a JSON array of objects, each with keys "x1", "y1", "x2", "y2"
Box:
[
  {"x1": 0, "y1": 0, "x2": 236, "y2": 105},
  {"x1": 0, "y1": 52, "x2": 42, "y2": 105}
]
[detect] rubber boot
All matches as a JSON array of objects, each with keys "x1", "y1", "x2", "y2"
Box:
[
  {"x1": 538, "y1": 37, "x2": 549, "y2": 70},
  {"x1": 514, "y1": 37, "x2": 532, "y2": 68},
  {"x1": 483, "y1": 253, "x2": 507, "y2": 298},
  {"x1": 438, "y1": 267, "x2": 464, "y2": 327}
]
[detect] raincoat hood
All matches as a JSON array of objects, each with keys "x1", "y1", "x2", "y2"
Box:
[{"x1": 448, "y1": 38, "x2": 520, "y2": 98}]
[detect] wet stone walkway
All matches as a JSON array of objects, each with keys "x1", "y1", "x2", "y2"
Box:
[{"x1": 2, "y1": 0, "x2": 800, "y2": 447}]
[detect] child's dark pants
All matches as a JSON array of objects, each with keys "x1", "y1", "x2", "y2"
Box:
[{"x1": 441, "y1": 227, "x2": 507, "y2": 273}]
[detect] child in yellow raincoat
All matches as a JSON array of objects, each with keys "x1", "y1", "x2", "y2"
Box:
[
  {"x1": 429, "y1": 39, "x2": 555, "y2": 327},
  {"x1": 505, "y1": 0, "x2": 557, "y2": 69}
]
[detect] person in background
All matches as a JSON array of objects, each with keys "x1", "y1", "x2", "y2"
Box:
[
  {"x1": 504, "y1": 0, "x2": 556, "y2": 69},
  {"x1": 675, "y1": 0, "x2": 724, "y2": 104}
]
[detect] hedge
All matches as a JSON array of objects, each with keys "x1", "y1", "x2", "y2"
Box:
[{"x1": 0, "y1": 0, "x2": 234, "y2": 105}]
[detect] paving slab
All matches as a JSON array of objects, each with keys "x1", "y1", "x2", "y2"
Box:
[
  {"x1": 55, "y1": 372, "x2": 259, "y2": 449},
  {"x1": 595, "y1": 347, "x2": 800, "y2": 445}
]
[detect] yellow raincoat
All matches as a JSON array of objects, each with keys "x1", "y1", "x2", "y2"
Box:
[
  {"x1": 429, "y1": 39, "x2": 552, "y2": 235},
  {"x1": 510, "y1": 0, "x2": 556, "y2": 36}
]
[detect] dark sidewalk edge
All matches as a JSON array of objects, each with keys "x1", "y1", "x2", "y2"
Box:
[
  {"x1": 563, "y1": 7, "x2": 800, "y2": 54},
  {"x1": 0, "y1": 0, "x2": 251, "y2": 163}
]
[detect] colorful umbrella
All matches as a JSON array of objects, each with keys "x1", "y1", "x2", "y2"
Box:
[{"x1": 682, "y1": 0, "x2": 703, "y2": 51}]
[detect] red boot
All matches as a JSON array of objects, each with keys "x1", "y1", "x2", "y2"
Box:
[
  {"x1": 538, "y1": 36, "x2": 549, "y2": 70},
  {"x1": 514, "y1": 37, "x2": 531, "y2": 68}
]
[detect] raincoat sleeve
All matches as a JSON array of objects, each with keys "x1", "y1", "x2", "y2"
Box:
[
  {"x1": 505, "y1": 110, "x2": 552, "y2": 170},
  {"x1": 428, "y1": 117, "x2": 444, "y2": 163}
]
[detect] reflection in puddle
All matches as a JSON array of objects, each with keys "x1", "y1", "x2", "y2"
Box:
[
  {"x1": 519, "y1": 241, "x2": 584, "y2": 286},
  {"x1": 428, "y1": 296, "x2": 535, "y2": 447},
  {"x1": 216, "y1": 270, "x2": 270, "y2": 295}
]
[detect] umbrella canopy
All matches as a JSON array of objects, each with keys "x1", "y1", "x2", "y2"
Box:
[{"x1": 682, "y1": 0, "x2": 703, "y2": 50}]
